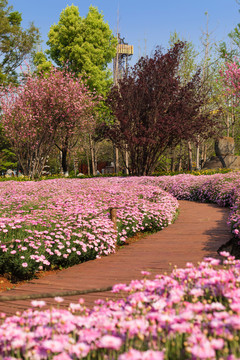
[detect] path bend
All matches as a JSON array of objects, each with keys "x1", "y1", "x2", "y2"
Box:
[{"x1": 0, "y1": 200, "x2": 231, "y2": 317}]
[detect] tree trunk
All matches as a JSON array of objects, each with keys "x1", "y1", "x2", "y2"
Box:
[
  {"x1": 170, "y1": 147, "x2": 176, "y2": 172},
  {"x1": 115, "y1": 146, "x2": 119, "y2": 173},
  {"x1": 125, "y1": 144, "x2": 129, "y2": 175},
  {"x1": 178, "y1": 143, "x2": 183, "y2": 171},
  {"x1": 232, "y1": 104, "x2": 235, "y2": 138},
  {"x1": 196, "y1": 135, "x2": 200, "y2": 169},
  {"x1": 73, "y1": 154, "x2": 78, "y2": 176},
  {"x1": 89, "y1": 134, "x2": 96, "y2": 176},
  {"x1": 62, "y1": 147, "x2": 68, "y2": 176},
  {"x1": 226, "y1": 110, "x2": 230, "y2": 137},
  {"x1": 86, "y1": 150, "x2": 90, "y2": 176},
  {"x1": 203, "y1": 143, "x2": 208, "y2": 163},
  {"x1": 188, "y1": 141, "x2": 193, "y2": 171}
]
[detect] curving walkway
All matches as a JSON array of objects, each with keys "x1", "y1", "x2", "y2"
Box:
[{"x1": 0, "y1": 200, "x2": 232, "y2": 317}]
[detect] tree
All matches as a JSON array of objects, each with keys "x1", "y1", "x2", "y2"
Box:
[
  {"x1": 220, "y1": 60, "x2": 240, "y2": 103},
  {"x1": 217, "y1": 8, "x2": 240, "y2": 153},
  {"x1": 0, "y1": 0, "x2": 40, "y2": 85},
  {"x1": 169, "y1": 31, "x2": 198, "y2": 84},
  {"x1": 0, "y1": 67, "x2": 96, "y2": 178},
  {"x1": 219, "y1": 60, "x2": 240, "y2": 151},
  {"x1": 169, "y1": 32, "x2": 198, "y2": 170},
  {"x1": 34, "y1": 4, "x2": 117, "y2": 175},
  {"x1": 40, "y1": 4, "x2": 117, "y2": 96},
  {"x1": 105, "y1": 42, "x2": 218, "y2": 176},
  {"x1": 33, "y1": 51, "x2": 52, "y2": 74}
]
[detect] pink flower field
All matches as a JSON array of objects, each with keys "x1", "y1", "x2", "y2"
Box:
[
  {"x1": 1, "y1": 173, "x2": 240, "y2": 359},
  {"x1": 0, "y1": 177, "x2": 178, "y2": 280}
]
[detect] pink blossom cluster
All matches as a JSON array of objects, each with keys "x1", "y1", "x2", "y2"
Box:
[
  {"x1": 1, "y1": 253, "x2": 240, "y2": 359},
  {"x1": 219, "y1": 59, "x2": 240, "y2": 100},
  {"x1": 0, "y1": 178, "x2": 178, "y2": 279}
]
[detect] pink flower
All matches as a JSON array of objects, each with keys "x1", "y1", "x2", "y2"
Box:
[
  {"x1": 54, "y1": 297, "x2": 64, "y2": 303},
  {"x1": 68, "y1": 343, "x2": 90, "y2": 357},
  {"x1": 22, "y1": 262, "x2": 28, "y2": 267},
  {"x1": 211, "y1": 338, "x2": 224, "y2": 350},
  {"x1": 31, "y1": 300, "x2": 46, "y2": 308},
  {"x1": 141, "y1": 270, "x2": 151, "y2": 276},
  {"x1": 219, "y1": 251, "x2": 230, "y2": 257},
  {"x1": 53, "y1": 353, "x2": 72, "y2": 360},
  {"x1": 190, "y1": 341, "x2": 215, "y2": 359},
  {"x1": 42, "y1": 339, "x2": 64, "y2": 353},
  {"x1": 112, "y1": 283, "x2": 128, "y2": 293},
  {"x1": 119, "y1": 349, "x2": 142, "y2": 360},
  {"x1": 142, "y1": 350, "x2": 164, "y2": 360},
  {"x1": 98, "y1": 335, "x2": 122, "y2": 350}
]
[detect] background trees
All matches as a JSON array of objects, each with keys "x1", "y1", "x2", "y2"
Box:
[
  {"x1": 0, "y1": 67, "x2": 96, "y2": 178},
  {"x1": 219, "y1": 59, "x2": 240, "y2": 148},
  {"x1": 0, "y1": 0, "x2": 40, "y2": 174},
  {"x1": 105, "y1": 42, "x2": 218, "y2": 176},
  {"x1": 0, "y1": 0, "x2": 39, "y2": 85},
  {"x1": 33, "y1": 4, "x2": 117, "y2": 175},
  {"x1": 1, "y1": 2, "x2": 240, "y2": 176}
]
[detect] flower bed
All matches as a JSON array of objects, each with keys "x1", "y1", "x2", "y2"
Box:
[
  {"x1": 1, "y1": 173, "x2": 240, "y2": 358},
  {"x1": 0, "y1": 253, "x2": 240, "y2": 359},
  {"x1": 1, "y1": 173, "x2": 240, "y2": 281},
  {"x1": 153, "y1": 172, "x2": 240, "y2": 240},
  {"x1": 0, "y1": 178, "x2": 178, "y2": 280}
]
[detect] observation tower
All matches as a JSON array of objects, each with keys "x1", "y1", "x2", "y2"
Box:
[
  {"x1": 113, "y1": 34, "x2": 133, "y2": 84},
  {"x1": 112, "y1": 35, "x2": 133, "y2": 174}
]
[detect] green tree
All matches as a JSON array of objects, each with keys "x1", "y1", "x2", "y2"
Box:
[
  {"x1": 42, "y1": 4, "x2": 117, "y2": 95},
  {"x1": 0, "y1": 0, "x2": 40, "y2": 85},
  {"x1": 169, "y1": 31, "x2": 198, "y2": 84},
  {"x1": 168, "y1": 32, "x2": 199, "y2": 170},
  {"x1": 33, "y1": 51, "x2": 52, "y2": 74},
  {"x1": 34, "y1": 5, "x2": 117, "y2": 175},
  {"x1": 0, "y1": 0, "x2": 39, "y2": 175}
]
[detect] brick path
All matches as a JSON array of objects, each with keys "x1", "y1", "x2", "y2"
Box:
[{"x1": 0, "y1": 200, "x2": 231, "y2": 317}]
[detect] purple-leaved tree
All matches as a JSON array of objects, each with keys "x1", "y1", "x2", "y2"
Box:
[{"x1": 106, "y1": 42, "x2": 218, "y2": 175}]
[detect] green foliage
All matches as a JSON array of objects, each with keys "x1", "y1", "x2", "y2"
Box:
[
  {"x1": 0, "y1": 122, "x2": 17, "y2": 173},
  {"x1": 152, "y1": 168, "x2": 233, "y2": 176},
  {"x1": 33, "y1": 51, "x2": 52, "y2": 74},
  {"x1": 45, "y1": 4, "x2": 117, "y2": 95},
  {"x1": 219, "y1": 22, "x2": 240, "y2": 60},
  {"x1": 169, "y1": 31, "x2": 198, "y2": 83},
  {"x1": 0, "y1": 0, "x2": 40, "y2": 85},
  {"x1": 0, "y1": 149, "x2": 17, "y2": 172}
]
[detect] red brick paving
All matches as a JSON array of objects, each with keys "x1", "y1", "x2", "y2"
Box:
[{"x1": 0, "y1": 200, "x2": 231, "y2": 316}]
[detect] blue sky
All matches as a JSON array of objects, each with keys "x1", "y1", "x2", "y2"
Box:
[{"x1": 8, "y1": 0, "x2": 240, "y2": 66}]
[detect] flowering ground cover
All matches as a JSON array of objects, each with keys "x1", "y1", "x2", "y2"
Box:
[
  {"x1": 1, "y1": 173, "x2": 240, "y2": 358},
  {"x1": 1, "y1": 172, "x2": 240, "y2": 281},
  {"x1": 1, "y1": 253, "x2": 240, "y2": 359},
  {"x1": 0, "y1": 178, "x2": 178, "y2": 280},
  {"x1": 154, "y1": 172, "x2": 240, "y2": 241}
]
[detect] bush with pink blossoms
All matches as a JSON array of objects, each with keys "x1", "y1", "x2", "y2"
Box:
[{"x1": 1, "y1": 254, "x2": 240, "y2": 359}]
